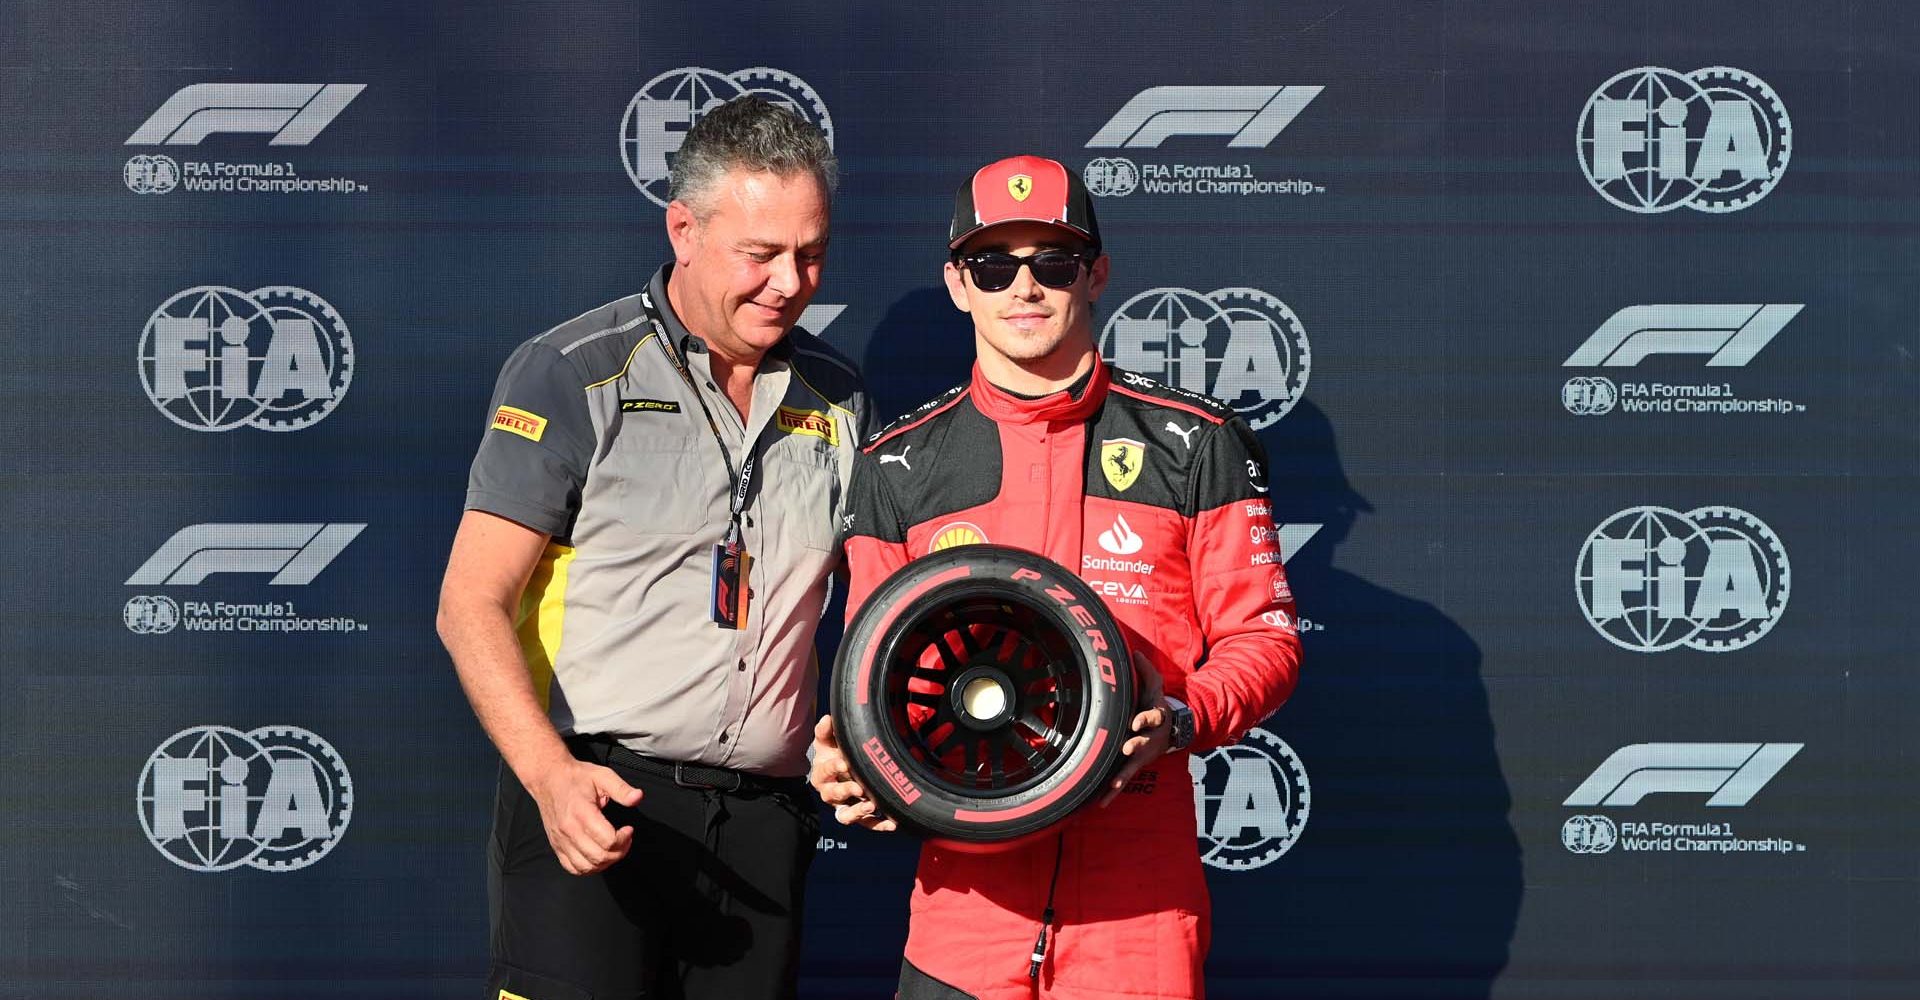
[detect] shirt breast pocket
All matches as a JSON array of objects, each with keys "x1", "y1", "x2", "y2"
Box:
[
  {"x1": 605, "y1": 441, "x2": 717, "y2": 539},
  {"x1": 763, "y1": 437, "x2": 841, "y2": 553}
]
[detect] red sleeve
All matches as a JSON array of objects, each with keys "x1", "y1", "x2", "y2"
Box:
[
  {"x1": 1180, "y1": 418, "x2": 1303, "y2": 752},
  {"x1": 842, "y1": 448, "x2": 912, "y2": 625}
]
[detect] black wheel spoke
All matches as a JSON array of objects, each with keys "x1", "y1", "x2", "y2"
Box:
[
  {"x1": 953, "y1": 623, "x2": 983, "y2": 657},
  {"x1": 876, "y1": 588, "x2": 1104, "y2": 799},
  {"x1": 931, "y1": 727, "x2": 967, "y2": 758}
]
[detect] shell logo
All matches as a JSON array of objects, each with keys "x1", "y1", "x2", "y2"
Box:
[{"x1": 929, "y1": 522, "x2": 987, "y2": 553}]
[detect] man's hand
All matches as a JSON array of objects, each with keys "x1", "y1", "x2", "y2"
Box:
[
  {"x1": 526, "y1": 759, "x2": 644, "y2": 875},
  {"x1": 1100, "y1": 652, "x2": 1172, "y2": 807},
  {"x1": 808, "y1": 714, "x2": 897, "y2": 832}
]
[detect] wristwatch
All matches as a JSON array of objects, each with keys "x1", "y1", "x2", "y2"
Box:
[{"x1": 1162, "y1": 696, "x2": 1195, "y2": 752}]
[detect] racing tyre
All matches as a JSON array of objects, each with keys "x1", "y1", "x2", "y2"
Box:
[{"x1": 832, "y1": 545, "x2": 1134, "y2": 848}]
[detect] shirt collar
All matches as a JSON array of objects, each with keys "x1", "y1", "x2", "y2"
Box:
[{"x1": 649, "y1": 262, "x2": 794, "y2": 366}]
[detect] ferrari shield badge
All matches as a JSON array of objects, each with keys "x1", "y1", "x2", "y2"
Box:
[
  {"x1": 1100, "y1": 438, "x2": 1145, "y2": 492},
  {"x1": 1007, "y1": 173, "x2": 1033, "y2": 201}
]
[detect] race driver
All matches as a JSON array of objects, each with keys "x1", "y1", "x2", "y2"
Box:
[{"x1": 809, "y1": 155, "x2": 1303, "y2": 999}]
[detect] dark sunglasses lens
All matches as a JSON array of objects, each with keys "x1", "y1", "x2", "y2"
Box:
[
  {"x1": 1027, "y1": 252, "x2": 1085, "y2": 288},
  {"x1": 966, "y1": 254, "x2": 1020, "y2": 291}
]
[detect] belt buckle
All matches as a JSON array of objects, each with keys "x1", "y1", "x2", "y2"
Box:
[{"x1": 673, "y1": 761, "x2": 726, "y2": 791}]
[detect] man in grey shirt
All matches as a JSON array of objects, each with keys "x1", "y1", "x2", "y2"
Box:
[{"x1": 437, "y1": 96, "x2": 868, "y2": 999}]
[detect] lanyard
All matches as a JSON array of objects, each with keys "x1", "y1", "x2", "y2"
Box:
[{"x1": 638, "y1": 288, "x2": 756, "y2": 549}]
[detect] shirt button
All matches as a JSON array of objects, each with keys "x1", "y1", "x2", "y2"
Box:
[
  {"x1": 706, "y1": 381, "x2": 717, "y2": 391},
  {"x1": 737, "y1": 659, "x2": 747, "y2": 672},
  {"x1": 745, "y1": 514, "x2": 754, "y2": 527},
  {"x1": 718, "y1": 732, "x2": 729, "y2": 743}
]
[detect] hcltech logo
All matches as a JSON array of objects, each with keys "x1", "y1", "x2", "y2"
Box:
[
  {"x1": 1188, "y1": 727, "x2": 1309, "y2": 871},
  {"x1": 139, "y1": 286, "x2": 354, "y2": 432},
  {"x1": 1102, "y1": 288, "x2": 1309, "y2": 429},
  {"x1": 1561, "y1": 305, "x2": 1807, "y2": 417},
  {"x1": 1576, "y1": 506, "x2": 1789, "y2": 653},
  {"x1": 137, "y1": 725, "x2": 353, "y2": 872},
  {"x1": 125, "y1": 84, "x2": 370, "y2": 195},
  {"x1": 1578, "y1": 67, "x2": 1789, "y2": 213},
  {"x1": 124, "y1": 524, "x2": 371, "y2": 635},
  {"x1": 1560, "y1": 743, "x2": 1806, "y2": 856},
  {"x1": 621, "y1": 68, "x2": 833, "y2": 208},
  {"x1": 1083, "y1": 86, "x2": 1325, "y2": 199}
]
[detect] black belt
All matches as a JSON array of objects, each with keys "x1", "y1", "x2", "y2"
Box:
[{"x1": 567, "y1": 736, "x2": 799, "y2": 796}]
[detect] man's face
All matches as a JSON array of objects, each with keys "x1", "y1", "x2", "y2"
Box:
[
  {"x1": 665, "y1": 168, "x2": 830, "y2": 362},
  {"x1": 944, "y1": 220, "x2": 1110, "y2": 366}
]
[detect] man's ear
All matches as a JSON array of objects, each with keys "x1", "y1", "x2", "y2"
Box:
[
  {"x1": 665, "y1": 199, "x2": 701, "y2": 266},
  {"x1": 1087, "y1": 253, "x2": 1111, "y2": 303},
  {"x1": 943, "y1": 260, "x2": 973, "y2": 314}
]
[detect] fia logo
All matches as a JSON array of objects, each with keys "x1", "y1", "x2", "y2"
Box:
[
  {"x1": 1561, "y1": 815, "x2": 1618, "y2": 854},
  {"x1": 1578, "y1": 67, "x2": 1790, "y2": 213},
  {"x1": 1102, "y1": 287, "x2": 1309, "y2": 430},
  {"x1": 1576, "y1": 506, "x2": 1790, "y2": 652},
  {"x1": 1188, "y1": 727, "x2": 1309, "y2": 871},
  {"x1": 136, "y1": 725, "x2": 353, "y2": 872},
  {"x1": 124, "y1": 154, "x2": 180, "y2": 194},
  {"x1": 1562, "y1": 376, "x2": 1620, "y2": 416},
  {"x1": 139, "y1": 286, "x2": 354, "y2": 432},
  {"x1": 620, "y1": 68, "x2": 833, "y2": 208}
]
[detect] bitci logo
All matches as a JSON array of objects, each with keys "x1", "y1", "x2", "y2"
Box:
[
  {"x1": 621, "y1": 68, "x2": 833, "y2": 208},
  {"x1": 1578, "y1": 66, "x2": 1790, "y2": 213},
  {"x1": 1576, "y1": 506, "x2": 1790, "y2": 653},
  {"x1": 136, "y1": 725, "x2": 352, "y2": 872},
  {"x1": 139, "y1": 286, "x2": 354, "y2": 432},
  {"x1": 1188, "y1": 727, "x2": 1309, "y2": 871},
  {"x1": 1101, "y1": 287, "x2": 1309, "y2": 429}
]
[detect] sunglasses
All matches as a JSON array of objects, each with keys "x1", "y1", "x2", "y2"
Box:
[{"x1": 956, "y1": 249, "x2": 1094, "y2": 292}]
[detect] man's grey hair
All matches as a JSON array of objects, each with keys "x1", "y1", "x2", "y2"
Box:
[{"x1": 668, "y1": 95, "x2": 838, "y2": 212}]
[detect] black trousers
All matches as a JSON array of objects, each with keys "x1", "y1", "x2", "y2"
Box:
[{"x1": 485, "y1": 743, "x2": 818, "y2": 1000}]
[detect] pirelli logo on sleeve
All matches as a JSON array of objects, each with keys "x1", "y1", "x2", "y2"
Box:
[
  {"x1": 775, "y1": 406, "x2": 838, "y2": 446},
  {"x1": 491, "y1": 405, "x2": 548, "y2": 442}
]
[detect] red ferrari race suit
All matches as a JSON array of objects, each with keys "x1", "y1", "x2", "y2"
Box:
[{"x1": 841, "y1": 361, "x2": 1302, "y2": 1000}]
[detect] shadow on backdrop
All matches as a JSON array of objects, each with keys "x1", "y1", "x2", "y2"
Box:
[
  {"x1": 1209, "y1": 398, "x2": 1520, "y2": 999},
  {"x1": 855, "y1": 286, "x2": 978, "y2": 426}
]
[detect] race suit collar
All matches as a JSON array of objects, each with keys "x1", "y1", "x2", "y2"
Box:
[{"x1": 969, "y1": 358, "x2": 1109, "y2": 425}]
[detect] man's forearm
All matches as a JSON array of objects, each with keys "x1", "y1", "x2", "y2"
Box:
[{"x1": 438, "y1": 596, "x2": 572, "y2": 785}]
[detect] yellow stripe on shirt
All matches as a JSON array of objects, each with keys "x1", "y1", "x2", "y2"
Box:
[{"x1": 515, "y1": 542, "x2": 575, "y2": 711}]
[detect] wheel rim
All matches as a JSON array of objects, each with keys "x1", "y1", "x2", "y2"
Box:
[{"x1": 875, "y1": 588, "x2": 1089, "y2": 798}]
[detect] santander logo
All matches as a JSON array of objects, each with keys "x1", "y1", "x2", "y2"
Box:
[{"x1": 1098, "y1": 514, "x2": 1144, "y2": 555}]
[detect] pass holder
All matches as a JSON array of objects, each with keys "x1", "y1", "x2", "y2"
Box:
[
  {"x1": 638, "y1": 288, "x2": 761, "y2": 632},
  {"x1": 710, "y1": 522, "x2": 752, "y2": 630}
]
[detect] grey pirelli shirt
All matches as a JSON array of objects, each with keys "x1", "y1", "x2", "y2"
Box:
[{"x1": 465, "y1": 263, "x2": 871, "y2": 777}]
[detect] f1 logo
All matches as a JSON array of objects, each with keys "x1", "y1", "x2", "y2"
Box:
[
  {"x1": 1563, "y1": 743, "x2": 1802, "y2": 807},
  {"x1": 127, "y1": 524, "x2": 366, "y2": 586},
  {"x1": 1088, "y1": 86, "x2": 1322, "y2": 149},
  {"x1": 1564, "y1": 304, "x2": 1803, "y2": 367},
  {"x1": 127, "y1": 84, "x2": 366, "y2": 146}
]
